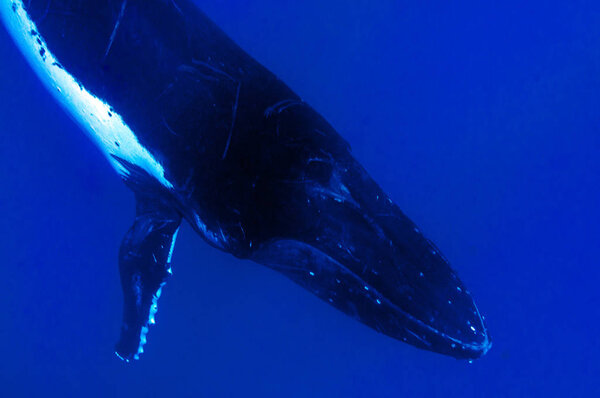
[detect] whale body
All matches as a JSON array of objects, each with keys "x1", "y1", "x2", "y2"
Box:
[{"x1": 0, "y1": 0, "x2": 491, "y2": 361}]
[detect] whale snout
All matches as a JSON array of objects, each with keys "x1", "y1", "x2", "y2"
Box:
[
  {"x1": 250, "y1": 155, "x2": 491, "y2": 359},
  {"x1": 395, "y1": 269, "x2": 492, "y2": 359},
  {"x1": 336, "y1": 158, "x2": 492, "y2": 359}
]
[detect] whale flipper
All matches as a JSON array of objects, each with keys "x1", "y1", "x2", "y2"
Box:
[{"x1": 115, "y1": 196, "x2": 181, "y2": 362}]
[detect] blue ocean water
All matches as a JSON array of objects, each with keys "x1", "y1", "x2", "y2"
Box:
[{"x1": 0, "y1": 0, "x2": 598, "y2": 396}]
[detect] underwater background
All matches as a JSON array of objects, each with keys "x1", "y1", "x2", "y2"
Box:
[{"x1": 0, "y1": 0, "x2": 598, "y2": 396}]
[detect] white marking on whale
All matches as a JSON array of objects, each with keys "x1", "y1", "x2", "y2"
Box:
[{"x1": 0, "y1": 1, "x2": 173, "y2": 189}]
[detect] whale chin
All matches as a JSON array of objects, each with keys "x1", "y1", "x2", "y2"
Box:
[
  {"x1": 252, "y1": 239, "x2": 491, "y2": 360},
  {"x1": 249, "y1": 158, "x2": 491, "y2": 360}
]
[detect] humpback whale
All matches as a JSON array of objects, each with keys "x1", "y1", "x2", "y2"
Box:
[{"x1": 1, "y1": 0, "x2": 491, "y2": 361}]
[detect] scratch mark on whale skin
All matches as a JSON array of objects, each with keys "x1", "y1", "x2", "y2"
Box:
[
  {"x1": 222, "y1": 82, "x2": 241, "y2": 160},
  {"x1": 103, "y1": 0, "x2": 128, "y2": 60}
]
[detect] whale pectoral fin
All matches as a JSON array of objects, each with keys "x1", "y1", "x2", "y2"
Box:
[{"x1": 115, "y1": 197, "x2": 181, "y2": 362}]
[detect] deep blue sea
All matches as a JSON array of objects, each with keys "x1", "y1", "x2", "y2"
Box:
[{"x1": 1, "y1": 1, "x2": 598, "y2": 396}]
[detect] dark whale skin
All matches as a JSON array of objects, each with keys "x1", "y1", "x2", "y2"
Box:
[{"x1": 7, "y1": 0, "x2": 491, "y2": 361}]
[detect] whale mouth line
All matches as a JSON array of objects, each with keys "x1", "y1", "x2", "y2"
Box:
[
  {"x1": 326, "y1": 245, "x2": 492, "y2": 356},
  {"x1": 253, "y1": 238, "x2": 491, "y2": 359}
]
